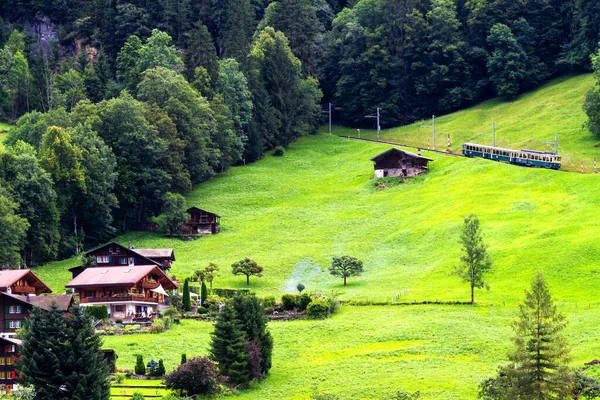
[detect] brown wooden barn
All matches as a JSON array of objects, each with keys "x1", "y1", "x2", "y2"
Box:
[
  {"x1": 184, "y1": 207, "x2": 220, "y2": 234},
  {"x1": 371, "y1": 148, "x2": 433, "y2": 178}
]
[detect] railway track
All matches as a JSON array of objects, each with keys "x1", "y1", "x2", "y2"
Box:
[{"x1": 341, "y1": 136, "x2": 466, "y2": 158}]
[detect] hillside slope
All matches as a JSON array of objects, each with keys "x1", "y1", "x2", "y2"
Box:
[
  {"x1": 337, "y1": 74, "x2": 597, "y2": 172},
  {"x1": 36, "y1": 129, "x2": 600, "y2": 307}
]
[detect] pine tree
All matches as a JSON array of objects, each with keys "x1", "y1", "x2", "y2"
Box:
[
  {"x1": 135, "y1": 355, "x2": 146, "y2": 375},
  {"x1": 231, "y1": 294, "x2": 273, "y2": 374},
  {"x1": 182, "y1": 278, "x2": 191, "y2": 311},
  {"x1": 209, "y1": 304, "x2": 250, "y2": 387},
  {"x1": 157, "y1": 359, "x2": 166, "y2": 376}
]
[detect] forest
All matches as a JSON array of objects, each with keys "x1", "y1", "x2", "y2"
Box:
[{"x1": 0, "y1": 0, "x2": 599, "y2": 268}]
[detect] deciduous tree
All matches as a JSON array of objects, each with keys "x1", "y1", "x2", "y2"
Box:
[
  {"x1": 329, "y1": 255, "x2": 364, "y2": 286},
  {"x1": 454, "y1": 214, "x2": 492, "y2": 304},
  {"x1": 232, "y1": 258, "x2": 263, "y2": 285}
]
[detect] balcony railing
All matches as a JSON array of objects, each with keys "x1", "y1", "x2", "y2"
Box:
[
  {"x1": 80, "y1": 296, "x2": 158, "y2": 304},
  {"x1": 140, "y1": 281, "x2": 160, "y2": 289},
  {"x1": 12, "y1": 286, "x2": 35, "y2": 294}
]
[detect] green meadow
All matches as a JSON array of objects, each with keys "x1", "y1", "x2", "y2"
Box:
[
  {"x1": 337, "y1": 74, "x2": 597, "y2": 172},
  {"x1": 24, "y1": 73, "x2": 600, "y2": 398}
]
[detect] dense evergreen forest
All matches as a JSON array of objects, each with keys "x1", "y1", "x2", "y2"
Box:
[{"x1": 0, "y1": 0, "x2": 599, "y2": 268}]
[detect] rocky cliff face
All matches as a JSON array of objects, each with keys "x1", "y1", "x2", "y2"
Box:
[{"x1": 24, "y1": 17, "x2": 60, "y2": 57}]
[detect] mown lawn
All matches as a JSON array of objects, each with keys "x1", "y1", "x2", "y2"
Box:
[
  {"x1": 337, "y1": 74, "x2": 597, "y2": 172},
  {"x1": 104, "y1": 304, "x2": 600, "y2": 399}
]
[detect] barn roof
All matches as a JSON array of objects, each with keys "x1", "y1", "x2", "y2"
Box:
[
  {"x1": 135, "y1": 249, "x2": 175, "y2": 260},
  {"x1": 186, "y1": 206, "x2": 221, "y2": 217},
  {"x1": 0, "y1": 270, "x2": 52, "y2": 294},
  {"x1": 370, "y1": 148, "x2": 433, "y2": 162},
  {"x1": 65, "y1": 265, "x2": 177, "y2": 290}
]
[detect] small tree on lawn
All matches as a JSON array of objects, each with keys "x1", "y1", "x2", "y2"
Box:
[
  {"x1": 454, "y1": 214, "x2": 492, "y2": 304},
  {"x1": 181, "y1": 353, "x2": 187, "y2": 365},
  {"x1": 182, "y1": 278, "x2": 191, "y2": 311},
  {"x1": 157, "y1": 359, "x2": 166, "y2": 376},
  {"x1": 200, "y1": 262, "x2": 220, "y2": 288},
  {"x1": 297, "y1": 283, "x2": 305, "y2": 294},
  {"x1": 209, "y1": 303, "x2": 249, "y2": 387},
  {"x1": 329, "y1": 255, "x2": 364, "y2": 286},
  {"x1": 201, "y1": 281, "x2": 208, "y2": 305},
  {"x1": 479, "y1": 273, "x2": 572, "y2": 399},
  {"x1": 135, "y1": 355, "x2": 146, "y2": 375},
  {"x1": 164, "y1": 356, "x2": 221, "y2": 396},
  {"x1": 160, "y1": 192, "x2": 188, "y2": 237},
  {"x1": 232, "y1": 258, "x2": 263, "y2": 286}
]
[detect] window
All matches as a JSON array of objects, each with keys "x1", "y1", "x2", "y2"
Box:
[
  {"x1": 0, "y1": 371, "x2": 6, "y2": 379},
  {"x1": 6, "y1": 357, "x2": 13, "y2": 366},
  {"x1": 128, "y1": 257, "x2": 135, "y2": 266},
  {"x1": 0, "y1": 357, "x2": 5, "y2": 365},
  {"x1": 114, "y1": 305, "x2": 125, "y2": 312},
  {"x1": 97, "y1": 256, "x2": 110, "y2": 264},
  {"x1": 109, "y1": 247, "x2": 114, "y2": 253},
  {"x1": 119, "y1": 257, "x2": 127, "y2": 265},
  {"x1": 84, "y1": 290, "x2": 95, "y2": 298},
  {"x1": 8, "y1": 306, "x2": 21, "y2": 314},
  {"x1": 3, "y1": 346, "x2": 14, "y2": 353},
  {"x1": 8, "y1": 321, "x2": 21, "y2": 329}
]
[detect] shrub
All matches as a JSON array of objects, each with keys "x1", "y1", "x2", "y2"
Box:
[
  {"x1": 181, "y1": 353, "x2": 187, "y2": 365},
  {"x1": 114, "y1": 373, "x2": 126, "y2": 384},
  {"x1": 125, "y1": 324, "x2": 140, "y2": 333},
  {"x1": 297, "y1": 293, "x2": 313, "y2": 311},
  {"x1": 206, "y1": 295, "x2": 225, "y2": 314},
  {"x1": 246, "y1": 340, "x2": 265, "y2": 381},
  {"x1": 162, "y1": 306, "x2": 179, "y2": 318},
  {"x1": 327, "y1": 297, "x2": 340, "y2": 315},
  {"x1": 134, "y1": 355, "x2": 146, "y2": 375},
  {"x1": 132, "y1": 392, "x2": 145, "y2": 400},
  {"x1": 85, "y1": 305, "x2": 108, "y2": 320},
  {"x1": 262, "y1": 296, "x2": 276, "y2": 309},
  {"x1": 151, "y1": 318, "x2": 166, "y2": 333},
  {"x1": 306, "y1": 298, "x2": 330, "y2": 319},
  {"x1": 95, "y1": 329, "x2": 106, "y2": 336},
  {"x1": 147, "y1": 359, "x2": 159, "y2": 376},
  {"x1": 197, "y1": 306, "x2": 208, "y2": 314},
  {"x1": 208, "y1": 288, "x2": 251, "y2": 298},
  {"x1": 164, "y1": 356, "x2": 221, "y2": 396},
  {"x1": 157, "y1": 359, "x2": 166, "y2": 376},
  {"x1": 281, "y1": 293, "x2": 297, "y2": 311},
  {"x1": 273, "y1": 145, "x2": 285, "y2": 156}
]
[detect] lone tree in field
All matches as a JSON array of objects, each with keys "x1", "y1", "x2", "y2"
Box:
[
  {"x1": 232, "y1": 258, "x2": 263, "y2": 285},
  {"x1": 454, "y1": 215, "x2": 492, "y2": 304},
  {"x1": 193, "y1": 262, "x2": 220, "y2": 288},
  {"x1": 479, "y1": 273, "x2": 572, "y2": 399},
  {"x1": 329, "y1": 255, "x2": 364, "y2": 286}
]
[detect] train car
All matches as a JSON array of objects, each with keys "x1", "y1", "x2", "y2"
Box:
[{"x1": 462, "y1": 142, "x2": 561, "y2": 170}]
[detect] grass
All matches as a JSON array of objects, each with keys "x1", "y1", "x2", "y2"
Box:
[
  {"x1": 335, "y1": 74, "x2": 597, "y2": 172},
  {"x1": 105, "y1": 305, "x2": 600, "y2": 399},
  {"x1": 110, "y1": 378, "x2": 168, "y2": 398}
]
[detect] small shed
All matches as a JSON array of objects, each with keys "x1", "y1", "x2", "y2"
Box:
[
  {"x1": 185, "y1": 207, "x2": 220, "y2": 234},
  {"x1": 370, "y1": 148, "x2": 433, "y2": 178}
]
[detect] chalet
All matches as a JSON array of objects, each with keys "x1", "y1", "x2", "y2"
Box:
[
  {"x1": 0, "y1": 336, "x2": 21, "y2": 394},
  {"x1": 0, "y1": 269, "x2": 52, "y2": 296},
  {"x1": 371, "y1": 148, "x2": 433, "y2": 178},
  {"x1": 66, "y1": 265, "x2": 177, "y2": 321},
  {"x1": 185, "y1": 207, "x2": 220, "y2": 235},
  {"x1": 0, "y1": 293, "x2": 73, "y2": 337},
  {"x1": 69, "y1": 242, "x2": 175, "y2": 279}
]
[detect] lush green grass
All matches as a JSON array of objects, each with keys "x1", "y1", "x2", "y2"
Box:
[
  {"x1": 336, "y1": 74, "x2": 597, "y2": 172},
  {"x1": 104, "y1": 305, "x2": 600, "y2": 399}
]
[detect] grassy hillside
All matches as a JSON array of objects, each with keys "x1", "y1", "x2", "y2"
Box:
[
  {"x1": 336, "y1": 74, "x2": 597, "y2": 172},
  {"x1": 37, "y1": 130, "x2": 600, "y2": 307}
]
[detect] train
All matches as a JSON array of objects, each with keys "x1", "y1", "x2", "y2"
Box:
[{"x1": 462, "y1": 142, "x2": 561, "y2": 170}]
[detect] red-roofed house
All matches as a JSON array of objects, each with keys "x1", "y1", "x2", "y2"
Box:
[
  {"x1": 0, "y1": 270, "x2": 51, "y2": 296},
  {"x1": 66, "y1": 265, "x2": 177, "y2": 321}
]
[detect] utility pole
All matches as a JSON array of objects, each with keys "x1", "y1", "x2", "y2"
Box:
[
  {"x1": 432, "y1": 115, "x2": 435, "y2": 150},
  {"x1": 322, "y1": 103, "x2": 333, "y2": 134},
  {"x1": 365, "y1": 107, "x2": 381, "y2": 140},
  {"x1": 492, "y1": 122, "x2": 495, "y2": 147}
]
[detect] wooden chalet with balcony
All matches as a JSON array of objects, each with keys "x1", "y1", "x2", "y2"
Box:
[
  {"x1": 66, "y1": 265, "x2": 177, "y2": 321},
  {"x1": 371, "y1": 148, "x2": 433, "y2": 178},
  {"x1": 184, "y1": 207, "x2": 220, "y2": 234},
  {"x1": 0, "y1": 337, "x2": 20, "y2": 394},
  {"x1": 69, "y1": 242, "x2": 176, "y2": 279}
]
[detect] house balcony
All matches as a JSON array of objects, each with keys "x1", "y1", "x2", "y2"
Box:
[
  {"x1": 80, "y1": 296, "x2": 159, "y2": 304},
  {"x1": 140, "y1": 281, "x2": 160, "y2": 289},
  {"x1": 12, "y1": 286, "x2": 35, "y2": 295}
]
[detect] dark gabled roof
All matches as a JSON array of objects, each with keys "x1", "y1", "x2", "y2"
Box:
[
  {"x1": 2, "y1": 293, "x2": 74, "y2": 312},
  {"x1": 0, "y1": 337, "x2": 21, "y2": 346},
  {"x1": 370, "y1": 148, "x2": 434, "y2": 162},
  {"x1": 135, "y1": 249, "x2": 175, "y2": 261},
  {"x1": 0, "y1": 270, "x2": 52, "y2": 294},
  {"x1": 65, "y1": 265, "x2": 178, "y2": 290},
  {"x1": 84, "y1": 242, "x2": 162, "y2": 267},
  {"x1": 186, "y1": 206, "x2": 221, "y2": 218}
]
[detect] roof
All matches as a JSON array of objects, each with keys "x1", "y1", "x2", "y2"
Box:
[
  {"x1": 135, "y1": 249, "x2": 175, "y2": 260},
  {"x1": 84, "y1": 242, "x2": 162, "y2": 267},
  {"x1": 0, "y1": 270, "x2": 52, "y2": 294},
  {"x1": 370, "y1": 148, "x2": 433, "y2": 162},
  {"x1": 0, "y1": 337, "x2": 22, "y2": 346},
  {"x1": 2, "y1": 293, "x2": 73, "y2": 312},
  {"x1": 187, "y1": 206, "x2": 221, "y2": 218},
  {"x1": 65, "y1": 265, "x2": 177, "y2": 290}
]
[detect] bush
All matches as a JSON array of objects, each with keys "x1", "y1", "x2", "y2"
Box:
[
  {"x1": 135, "y1": 355, "x2": 146, "y2": 375},
  {"x1": 273, "y1": 145, "x2": 285, "y2": 156},
  {"x1": 297, "y1": 293, "x2": 313, "y2": 311},
  {"x1": 125, "y1": 324, "x2": 141, "y2": 334},
  {"x1": 113, "y1": 373, "x2": 126, "y2": 384},
  {"x1": 132, "y1": 392, "x2": 145, "y2": 400},
  {"x1": 164, "y1": 356, "x2": 221, "y2": 396},
  {"x1": 281, "y1": 294, "x2": 297, "y2": 311},
  {"x1": 162, "y1": 306, "x2": 179, "y2": 318},
  {"x1": 306, "y1": 298, "x2": 330, "y2": 319},
  {"x1": 197, "y1": 306, "x2": 208, "y2": 314},
  {"x1": 157, "y1": 359, "x2": 166, "y2": 376},
  {"x1": 85, "y1": 305, "x2": 108, "y2": 320},
  {"x1": 206, "y1": 295, "x2": 225, "y2": 314},
  {"x1": 208, "y1": 288, "x2": 250, "y2": 298},
  {"x1": 262, "y1": 296, "x2": 276, "y2": 309},
  {"x1": 327, "y1": 297, "x2": 340, "y2": 315},
  {"x1": 151, "y1": 318, "x2": 166, "y2": 333}
]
